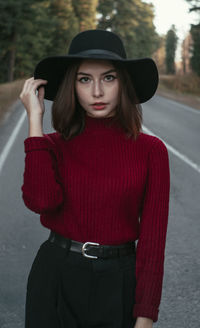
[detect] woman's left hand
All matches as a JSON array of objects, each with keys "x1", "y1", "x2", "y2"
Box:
[{"x1": 133, "y1": 317, "x2": 153, "y2": 328}]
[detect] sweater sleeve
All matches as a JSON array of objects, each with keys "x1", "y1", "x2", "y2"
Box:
[
  {"x1": 21, "y1": 134, "x2": 64, "y2": 214},
  {"x1": 133, "y1": 137, "x2": 170, "y2": 322}
]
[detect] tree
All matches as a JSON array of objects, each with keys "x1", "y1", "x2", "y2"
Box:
[
  {"x1": 190, "y1": 23, "x2": 200, "y2": 75},
  {"x1": 185, "y1": 0, "x2": 200, "y2": 76},
  {"x1": 0, "y1": 0, "x2": 55, "y2": 82},
  {"x1": 0, "y1": 0, "x2": 99, "y2": 82},
  {"x1": 72, "y1": 0, "x2": 98, "y2": 31},
  {"x1": 97, "y1": 0, "x2": 116, "y2": 30},
  {"x1": 186, "y1": 0, "x2": 200, "y2": 12},
  {"x1": 181, "y1": 32, "x2": 193, "y2": 73},
  {"x1": 0, "y1": 0, "x2": 33, "y2": 81},
  {"x1": 153, "y1": 35, "x2": 166, "y2": 74},
  {"x1": 97, "y1": 0, "x2": 160, "y2": 58},
  {"x1": 48, "y1": 0, "x2": 79, "y2": 56},
  {"x1": 165, "y1": 25, "x2": 178, "y2": 74}
]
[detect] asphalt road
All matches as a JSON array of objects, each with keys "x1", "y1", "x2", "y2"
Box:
[{"x1": 0, "y1": 95, "x2": 200, "y2": 328}]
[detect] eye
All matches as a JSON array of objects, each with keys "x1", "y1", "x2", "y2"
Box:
[
  {"x1": 104, "y1": 74, "x2": 117, "y2": 82},
  {"x1": 78, "y1": 77, "x2": 90, "y2": 83}
]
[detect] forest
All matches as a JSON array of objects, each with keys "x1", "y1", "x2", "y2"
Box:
[
  {"x1": 0, "y1": 0, "x2": 200, "y2": 88},
  {"x1": 0, "y1": 0, "x2": 160, "y2": 83}
]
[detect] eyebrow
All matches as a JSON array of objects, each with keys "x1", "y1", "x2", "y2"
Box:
[{"x1": 77, "y1": 69, "x2": 117, "y2": 76}]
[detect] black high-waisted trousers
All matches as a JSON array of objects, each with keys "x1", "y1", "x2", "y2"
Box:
[{"x1": 25, "y1": 238, "x2": 137, "y2": 328}]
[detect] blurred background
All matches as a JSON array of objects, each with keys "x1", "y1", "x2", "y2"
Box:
[{"x1": 0, "y1": 0, "x2": 200, "y2": 122}]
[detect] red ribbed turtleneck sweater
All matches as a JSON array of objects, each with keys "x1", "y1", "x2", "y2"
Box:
[{"x1": 21, "y1": 114, "x2": 170, "y2": 322}]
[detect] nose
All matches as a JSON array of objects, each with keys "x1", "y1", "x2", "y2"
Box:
[{"x1": 92, "y1": 80, "x2": 104, "y2": 98}]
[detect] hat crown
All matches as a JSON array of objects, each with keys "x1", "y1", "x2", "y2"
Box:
[
  {"x1": 34, "y1": 29, "x2": 158, "y2": 103},
  {"x1": 68, "y1": 29, "x2": 127, "y2": 59}
]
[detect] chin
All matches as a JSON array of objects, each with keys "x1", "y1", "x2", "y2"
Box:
[{"x1": 85, "y1": 109, "x2": 115, "y2": 118}]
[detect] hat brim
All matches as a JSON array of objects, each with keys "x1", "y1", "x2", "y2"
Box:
[{"x1": 34, "y1": 54, "x2": 159, "y2": 103}]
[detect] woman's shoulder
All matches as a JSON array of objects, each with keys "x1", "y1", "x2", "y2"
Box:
[
  {"x1": 139, "y1": 131, "x2": 168, "y2": 153},
  {"x1": 43, "y1": 131, "x2": 62, "y2": 144},
  {"x1": 42, "y1": 132, "x2": 63, "y2": 159}
]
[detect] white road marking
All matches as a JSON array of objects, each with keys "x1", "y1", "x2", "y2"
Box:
[
  {"x1": 142, "y1": 125, "x2": 200, "y2": 174},
  {"x1": 155, "y1": 95, "x2": 200, "y2": 115},
  {"x1": 0, "y1": 110, "x2": 26, "y2": 174}
]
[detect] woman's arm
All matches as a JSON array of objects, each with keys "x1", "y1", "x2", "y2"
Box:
[
  {"x1": 20, "y1": 77, "x2": 64, "y2": 214},
  {"x1": 21, "y1": 134, "x2": 64, "y2": 214},
  {"x1": 134, "y1": 317, "x2": 153, "y2": 328},
  {"x1": 133, "y1": 137, "x2": 170, "y2": 323}
]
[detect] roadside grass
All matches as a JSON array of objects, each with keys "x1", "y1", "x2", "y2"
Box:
[
  {"x1": 0, "y1": 78, "x2": 26, "y2": 124},
  {"x1": 157, "y1": 73, "x2": 200, "y2": 110},
  {"x1": 159, "y1": 73, "x2": 200, "y2": 95}
]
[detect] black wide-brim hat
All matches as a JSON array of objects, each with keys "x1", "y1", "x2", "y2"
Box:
[{"x1": 34, "y1": 29, "x2": 159, "y2": 104}]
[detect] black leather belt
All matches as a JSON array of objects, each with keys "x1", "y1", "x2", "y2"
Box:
[{"x1": 48, "y1": 231, "x2": 135, "y2": 259}]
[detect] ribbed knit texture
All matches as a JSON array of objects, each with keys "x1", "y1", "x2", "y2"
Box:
[{"x1": 21, "y1": 114, "x2": 170, "y2": 322}]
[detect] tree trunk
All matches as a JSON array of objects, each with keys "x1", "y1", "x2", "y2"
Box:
[{"x1": 7, "y1": 29, "x2": 17, "y2": 82}]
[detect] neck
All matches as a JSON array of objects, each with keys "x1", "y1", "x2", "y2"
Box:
[
  {"x1": 85, "y1": 113, "x2": 115, "y2": 119},
  {"x1": 84, "y1": 112, "x2": 122, "y2": 131}
]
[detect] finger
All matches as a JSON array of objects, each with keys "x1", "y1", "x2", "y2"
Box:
[
  {"x1": 26, "y1": 79, "x2": 48, "y2": 94},
  {"x1": 35, "y1": 81, "x2": 48, "y2": 95},
  {"x1": 21, "y1": 78, "x2": 34, "y2": 94},
  {"x1": 19, "y1": 77, "x2": 37, "y2": 100},
  {"x1": 38, "y1": 86, "x2": 45, "y2": 102},
  {"x1": 23, "y1": 77, "x2": 35, "y2": 88},
  {"x1": 20, "y1": 77, "x2": 34, "y2": 94},
  {"x1": 21, "y1": 78, "x2": 47, "y2": 96}
]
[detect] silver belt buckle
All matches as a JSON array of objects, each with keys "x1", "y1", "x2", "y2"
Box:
[{"x1": 82, "y1": 241, "x2": 100, "y2": 259}]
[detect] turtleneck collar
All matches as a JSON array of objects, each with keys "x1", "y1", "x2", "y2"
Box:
[
  {"x1": 80, "y1": 113, "x2": 128, "y2": 138},
  {"x1": 84, "y1": 113, "x2": 119, "y2": 128}
]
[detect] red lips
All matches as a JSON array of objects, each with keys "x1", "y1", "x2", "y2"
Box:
[
  {"x1": 92, "y1": 102, "x2": 107, "y2": 105},
  {"x1": 91, "y1": 102, "x2": 108, "y2": 110}
]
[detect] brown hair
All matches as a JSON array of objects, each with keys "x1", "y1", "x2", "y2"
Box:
[{"x1": 51, "y1": 59, "x2": 143, "y2": 141}]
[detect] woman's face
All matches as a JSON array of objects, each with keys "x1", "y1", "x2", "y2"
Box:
[{"x1": 75, "y1": 59, "x2": 119, "y2": 118}]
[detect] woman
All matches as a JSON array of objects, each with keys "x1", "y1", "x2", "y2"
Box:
[{"x1": 20, "y1": 29, "x2": 170, "y2": 328}]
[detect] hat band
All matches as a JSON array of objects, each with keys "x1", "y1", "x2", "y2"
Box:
[{"x1": 70, "y1": 49, "x2": 125, "y2": 60}]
